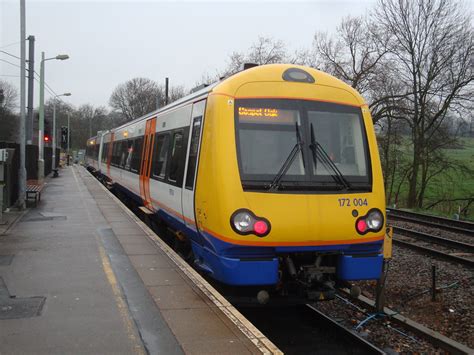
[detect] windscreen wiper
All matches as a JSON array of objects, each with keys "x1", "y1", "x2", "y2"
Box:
[
  {"x1": 309, "y1": 123, "x2": 352, "y2": 190},
  {"x1": 268, "y1": 122, "x2": 304, "y2": 191}
]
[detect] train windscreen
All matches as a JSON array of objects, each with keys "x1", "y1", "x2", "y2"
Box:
[{"x1": 235, "y1": 99, "x2": 371, "y2": 191}]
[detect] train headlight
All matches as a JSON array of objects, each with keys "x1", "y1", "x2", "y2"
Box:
[
  {"x1": 355, "y1": 208, "x2": 384, "y2": 235},
  {"x1": 230, "y1": 209, "x2": 271, "y2": 237},
  {"x1": 232, "y1": 211, "x2": 254, "y2": 233},
  {"x1": 366, "y1": 210, "x2": 383, "y2": 230}
]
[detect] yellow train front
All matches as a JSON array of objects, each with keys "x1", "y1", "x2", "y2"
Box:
[{"x1": 193, "y1": 64, "x2": 386, "y2": 299}]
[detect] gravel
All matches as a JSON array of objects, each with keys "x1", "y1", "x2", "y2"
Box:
[
  {"x1": 353, "y1": 246, "x2": 473, "y2": 349},
  {"x1": 314, "y1": 294, "x2": 440, "y2": 353},
  {"x1": 314, "y1": 244, "x2": 473, "y2": 353}
]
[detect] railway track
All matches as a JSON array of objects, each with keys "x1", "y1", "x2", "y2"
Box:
[
  {"x1": 387, "y1": 208, "x2": 474, "y2": 236},
  {"x1": 392, "y1": 226, "x2": 474, "y2": 267},
  {"x1": 338, "y1": 290, "x2": 474, "y2": 355},
  {"x1": 238, "y1": 304, "x2": 385, "y2": 354},
  {"x1": 305, "y1": 304, "x2": 384, "y2": 354}
]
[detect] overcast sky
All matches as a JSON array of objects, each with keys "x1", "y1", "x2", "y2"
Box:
[{"x1": 1, "y1": 0, "x2": 377, "y2": 109}]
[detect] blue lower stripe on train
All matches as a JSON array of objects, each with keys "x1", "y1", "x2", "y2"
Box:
[{"x1": 111, "y1": 180, "x2": 383, "y2": 284}]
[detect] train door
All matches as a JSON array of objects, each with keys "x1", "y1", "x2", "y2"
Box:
[
  {"x1": 139, "y1": 118, "x2": 156, "y2": 209},
  {"x1": 107, "y1": 132, "x2": 114, "y2": 177},
  {"x1": 97, "y1": 133, "x2": 105, "y2": 172},
  {"x1": 182, "y1": 100, "x2": 206, "y2": 230}
]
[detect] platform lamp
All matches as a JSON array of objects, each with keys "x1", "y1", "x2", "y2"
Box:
[
  {"x1": 52, "y1": 93, "x2": 71, "y2": 177},
  {"x1": 38, "y1": 52, "x2": 69, "y2": 182}
]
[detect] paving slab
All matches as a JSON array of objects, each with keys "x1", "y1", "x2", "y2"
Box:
[
  {"x1": 0, "y1": 167, "x2": 173, "y2": 354},
  {"x1": 75, "y1": 166, "x2": 278, "y2": 354},
  {"x1": 0, "y1": 165, "x2": 278, "y2": 355}
]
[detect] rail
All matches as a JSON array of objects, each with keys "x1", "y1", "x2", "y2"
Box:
[
  {"x1": 305, "y1": 304, "x2": 384, "y2": 354},
  {"x1": 387, "y1": 208, "x2": 474, "y2": 236},
  {"x1": 392, "y1": 233, "x2": 473, "y2": 268},
  {"x1": 339, "y1": 289, "x2": 474, "y2": 355},
  {"x1": 393, "y1": 226, "x2": 474, "y2": 253}
]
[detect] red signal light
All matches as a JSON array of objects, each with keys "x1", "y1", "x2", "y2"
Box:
[{"x1": 44, "y1": 136, "x2": 50, "y2": 142}]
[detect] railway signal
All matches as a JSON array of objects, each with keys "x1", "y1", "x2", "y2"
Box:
[{"x1": 61, "y1": 126, "x2": 68, "y2": 149}]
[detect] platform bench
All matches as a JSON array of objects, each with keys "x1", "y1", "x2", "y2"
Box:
[{"x1": 26, "y1": 183, "x2": 44, "y2": 207}]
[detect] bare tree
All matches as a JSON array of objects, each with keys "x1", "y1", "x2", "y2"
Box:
[
  {"x1": 0, "y1": 109, "x2": 18, "y2": 142},
  {"x1": 0, "y1": 80, "x2": 19, "y2": 142},
  {"x1": 374, "y1": 0, "x2": 474, "y2": 208},
  {"x1": 152, "y1": 84, "x2": 187, "y2": 105},
  {"x1": 222, "y1": 36, "x2": 289, "y2": 76},
  {"x1": 313, "y1": 16, "x2": 389, "y2": 96},
  {"x1": 109, "y1": 77, "x2": 163, "y2": 121},
  {"x1": 75, "y1": 104, "x2": 108, "y2": 138},
  {"x1": 248, "y1": 37, "x2": 288, "y2": 65},
  {"x1": 167, "y1": 85, "x2": 186, "y2": 104},
  {"x1": 311, "y1": 15, "x2": 411, "y2": 126},
  {"x1": 0, "y1": 80, "x2": 18, "y2": 113}
]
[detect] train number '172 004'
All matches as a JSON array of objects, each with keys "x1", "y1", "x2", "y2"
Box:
[{"x1": 338, "y1": 198, "x2": 368, "y2": 207}]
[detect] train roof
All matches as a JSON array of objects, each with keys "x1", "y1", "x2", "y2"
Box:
[
  {"x1": 92, "y1": 63, "x2": 365, "y2": 139},
  {"x1": 108, "y1": 81, "x2": 219, "y2": 133},
  {"x1": 212, "y1": 63, "x2": 365, "y2": 104}
]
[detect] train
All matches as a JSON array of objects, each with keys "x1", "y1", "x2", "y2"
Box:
[{"x1": 86, "y1": 64, "x2": 387, "y2": 301}]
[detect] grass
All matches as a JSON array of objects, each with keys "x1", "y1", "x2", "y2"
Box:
[{"x1": 383, "y1": 136, "x2": 474, "y2": 220}]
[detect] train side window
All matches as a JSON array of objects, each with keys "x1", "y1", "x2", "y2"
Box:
[
  {"x1": 101, "y1": 143, "x2": 107, "y2": 163},
  {"x1": 131, "y1": 137, "x2": 143, "y2": 173},
  {"x1": 185, "y1": 116, "x2": 202, "y2": 190},
  {"x1": 106, "y1": 143, "x2": 111, "y2": 163},
  {"x1": 124, "y1": 140, "x2": 134, "y2": 171},
  {"x1": 107, "y1": 142, "x2": 111, "y2": 163},
  {"x1": 119, "y1": 140, "x2": 128, "y2": 168},
  {"x1": 152, "y1": 134, "x2": 170, "y2": 179},
  {"x1": 111, "y1": 142, "x2": 117, "y2": 166},
  {"x1": 117, "y1": 142, "x2": 124, "y2": 166},
  {"x1": 168, "y1": 130, "x2": 188, "y2": 184}
]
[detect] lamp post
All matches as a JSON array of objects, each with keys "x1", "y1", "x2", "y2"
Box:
[
  {"x1": 52, "y1": 93, "x2": 71, "y2": 176},
  {"x1": 38, "y1": 52, "x2": 69, "y2": 182},
  {"x1": 67, "y1": 112, "x2": 71, "y2": 165}
]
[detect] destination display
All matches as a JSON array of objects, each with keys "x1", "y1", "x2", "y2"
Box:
[{"x1": 238, "y1": 107, "x2": 297, "y2": 124}]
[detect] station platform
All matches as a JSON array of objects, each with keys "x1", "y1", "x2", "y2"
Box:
[{"x1": 0, "y1": 166, "x2": 279, "y2": 354}]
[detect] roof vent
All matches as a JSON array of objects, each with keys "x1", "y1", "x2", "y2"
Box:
[
  {"x1": 241, "y1": 63, "x2": 259, "y2": 71},
  {"x1": 282, "y1": 68, "x2": 315, "y2": 83}
]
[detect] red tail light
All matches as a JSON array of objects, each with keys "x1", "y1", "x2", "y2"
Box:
[
  {"x1": 356, "y1": 219, "x2": 368, "y2": 234},
  {"x1": 254, "y1": 220, "x2": 269, "y2": 235}
]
